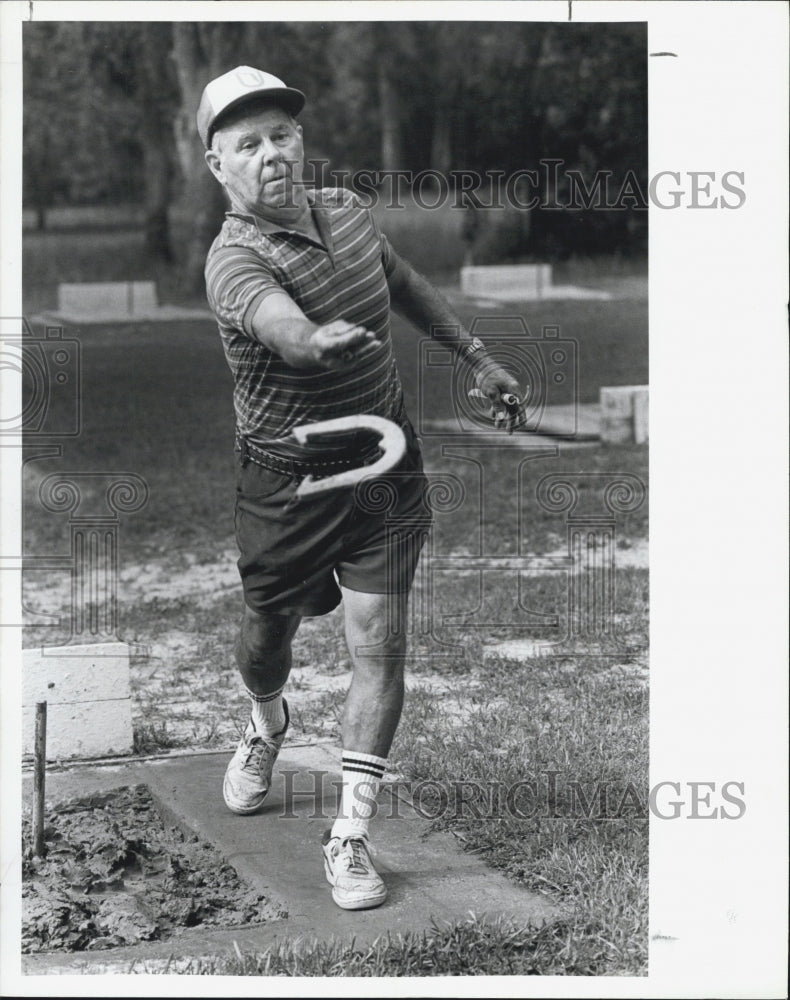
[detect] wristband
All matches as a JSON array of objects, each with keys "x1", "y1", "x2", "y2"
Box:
[{"x1": 459, "y1": 337, "x2": 500, "y2": 378}]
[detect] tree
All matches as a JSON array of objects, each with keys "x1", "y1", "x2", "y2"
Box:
[
  {"x1": 372, "y1": 23, "x2": 405, "y2": 173},
  {"x1": 23, "y1": 21, "x2": 647, "y2": 264},
  {"x1": 83, "y1": 22, "x2": 178, "y2": 260},
  {"x1": 171, "y1": 23, "x2": 252, "y2": 293},
  {"x1": 23, "y1": 23, "x2": 85, "y2": 228},
  {"x1": 135, "y1": 25, "x2": 179, "y2": 261},
  {"x1": 321, "y1": 23, "x2": 430, "y2": 177}
]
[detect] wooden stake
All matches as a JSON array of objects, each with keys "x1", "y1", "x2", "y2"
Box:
[{"x1": 32, "y1": 701, "x2": 47, "y2": 857}]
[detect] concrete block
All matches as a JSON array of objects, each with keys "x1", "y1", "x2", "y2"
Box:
[
  {"x1": 461, "y1": 264, "x2": 553, "y2": 298},
  {"x1": 601, "y1": 387, "x2": 635, "y2": 418},
  {"x1": 22, "y1": 700, "x2": 133, "y2": 760},
  {"x1": 484, "y1": 639, "x2": 548, "y2": 661},
  {"x1": 600, "y1": 385, "x2": 649, "y2": 444},
  {"x1": 22, "y1": 643, "x2": 133, "y2": 759},
  {"x1": 59, "y1": 283, "x2": 129, "y2": 316},
  {"x1": 633, "y1": 386, "x2": 649, "y2": 443},
  {"x1": 129, "y1": 282, "x2": 158, "y2": 313},
  {"x1": 57, "y1": 282, "x2": 158, "y2": 318}
]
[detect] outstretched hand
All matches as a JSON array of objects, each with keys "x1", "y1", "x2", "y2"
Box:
[
  {"x1": 472, "y1": 366, "x2": 527, "y2": 434},
  {"x1": 309, "y1": 319, "x2": 385, "y2": 371}
]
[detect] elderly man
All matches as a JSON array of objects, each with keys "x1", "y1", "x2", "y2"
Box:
[{"x1": 198, "y1": 66, "x2": 522, "y2": 910}]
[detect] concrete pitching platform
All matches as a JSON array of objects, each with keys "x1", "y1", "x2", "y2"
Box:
[
  {"x1": 21, "y1": 741, "x2": 558, "y2": 973},
  {"x1": 423, "y1": 402, "x2": 601, "y2": 446}
]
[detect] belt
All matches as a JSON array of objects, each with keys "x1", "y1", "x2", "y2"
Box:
[{"x1": 236, "y1": 435, "x2": 384, "y2": 479}]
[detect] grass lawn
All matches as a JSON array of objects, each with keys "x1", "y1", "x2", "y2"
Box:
[
  {"x1": 22, "y1": 196, "x2": 648, "y2": 315},
  {"x1": 20, "y1": 219, "x2": 648, "y2": 976},
  {"x1": 21, "y1": 295, "x2": 646, "y2": 554}
]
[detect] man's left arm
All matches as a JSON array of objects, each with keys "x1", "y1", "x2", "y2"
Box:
[{"x1": 386, "y1": 249, "x2": 525, "y2": 432}]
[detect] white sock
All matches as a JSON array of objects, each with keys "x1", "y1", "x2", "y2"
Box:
[
  {"x1": 331, "y1": 750, "x2": 387, "y2": 842},
  {"x1": 246, "y1": 685, "x2": 286, "y2": 739}
]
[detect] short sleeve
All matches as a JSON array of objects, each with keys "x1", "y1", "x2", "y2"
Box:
[
  {"x1": 205, "y1": 245, "x2": 286, "y2": 338},
  {"x1": 366, "y1": 207, "x2": 396, "y2": 278}
]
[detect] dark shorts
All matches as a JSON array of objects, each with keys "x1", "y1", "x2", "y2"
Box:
[{"x1": 234, "y1": 422, "x2": 432, "y2": 617}]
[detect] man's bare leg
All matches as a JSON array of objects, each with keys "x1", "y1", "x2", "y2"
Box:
[
  {"x1": 235, "y1": 605, "x2": 301, "y2": 698},
  {"x1": 341, "y1": 587, "x2": 408, "y2": 756},
  {"x1": 322, "y1": 587, "x2": 408, "y2": 908},
  {"x1": 223, "y1": 605, "x2": 300, "y2": 814}
]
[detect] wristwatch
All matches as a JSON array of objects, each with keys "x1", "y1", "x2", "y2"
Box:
[
  {"x1": 460, "y1": 337, "x2": 486, "y2": 360},
  {"x1": 460, "y1": 336, "x2": 498, "y2": 376}
]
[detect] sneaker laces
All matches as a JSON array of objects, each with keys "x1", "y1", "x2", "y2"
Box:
[
  {"x1": 339, "y1": 837, "x2": 375, "y2": 875},
  {"x1": 240, "y1": 733, "x2": 276, "y2": 776}
]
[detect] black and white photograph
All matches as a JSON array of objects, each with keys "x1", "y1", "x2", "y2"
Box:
[{"x1": 0, "y1": 1, "x2": 786, "y2": 995}]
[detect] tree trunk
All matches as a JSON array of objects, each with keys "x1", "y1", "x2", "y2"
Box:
[
  {"x1": 171, "y1": 24, "x2": 239, "y2": 295},
  {"x1": 139, "y1": 87, "x2": 174, "y2": 261},
  {"x1": 377, "y1": 62, "x2": 403, "y2": 173},
  {"x1": 373, "y1": 24, "x2": 403, "y2": 174},
  {"x1": 29, "y1": 132, "x2": 52, "y2": 233},
  {"x1": 142, "y1": 144, "x2": 172, "y2": 261},
  {"x1": 430, "y1": 111, "x2": 452, "y2": 175},
  {"x1": 138, "y1": 24, "x2": 175, "y2": 262}
]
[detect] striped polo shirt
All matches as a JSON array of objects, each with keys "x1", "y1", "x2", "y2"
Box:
[{"x1": 205, "y1": 187, "x2": 405, "y2": 448}]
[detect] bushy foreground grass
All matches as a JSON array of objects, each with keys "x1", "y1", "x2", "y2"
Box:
[{"x1": 168, "y1": 911, "x2": 636, "y2": 976}]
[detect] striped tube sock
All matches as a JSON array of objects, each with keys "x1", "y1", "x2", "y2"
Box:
[
  {"x1": 246, "y1": 685, "x2": 286, "y2": 738},
  {"x1": 331, "y1": 750, "x2": 387, "y2": 842}
]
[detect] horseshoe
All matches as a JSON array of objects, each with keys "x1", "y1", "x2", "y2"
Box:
[{"x1": 287, "y1": 414, "x2": 407, "y2": 497}]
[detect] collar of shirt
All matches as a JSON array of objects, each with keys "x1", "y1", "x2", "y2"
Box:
[{"x1": 226, "y1": 189, "x2": 333, "y2": 254}]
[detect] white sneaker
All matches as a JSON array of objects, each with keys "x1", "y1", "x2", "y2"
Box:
[
  {"x1": 222, "y1": 701, "x2": 289, "y2": 815},
  {"x1": 322, "y1": 830, "x2": 387, "y2": 910}
]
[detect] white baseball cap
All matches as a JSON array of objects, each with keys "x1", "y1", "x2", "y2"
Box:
[{"x1": 197, "y1": 66, "x2": 306, "y2": 148}]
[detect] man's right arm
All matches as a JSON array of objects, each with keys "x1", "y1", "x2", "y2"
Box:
[
  {"x1": 206, "y1": 245, "x2": 382, "y2": 372},
  {"x1": 248, "y1": 292, "x2": 384, "y2": 371}
]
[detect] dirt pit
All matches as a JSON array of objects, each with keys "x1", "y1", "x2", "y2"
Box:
[{"x1": 22, "y1": 784, "x2": 284, "y2": 953}]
